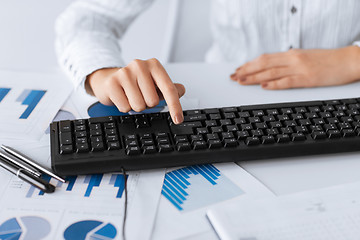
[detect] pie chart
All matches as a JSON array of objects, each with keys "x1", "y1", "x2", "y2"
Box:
[
  {"x1": 64, "y1": 220, "x2": 117, "y2": 240},
  {"x1": 0, "y1": 216, "x2": 50, "y2": 240}
]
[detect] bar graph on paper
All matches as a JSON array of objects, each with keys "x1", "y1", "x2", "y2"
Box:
[
  {"x1": 162, "y1": 164, "x2": 244, "y2": 211},
  {"x1": 26, "y1": 174, "x2": 128, "y2": 199}
]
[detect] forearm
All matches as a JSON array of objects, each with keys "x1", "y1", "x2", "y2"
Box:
[
  {"x1": 349, "y1": 45, "x2": 360, "y2": 81},
  {"x1": 55, "y1": 0, "x2": 154, "y2": 88}
]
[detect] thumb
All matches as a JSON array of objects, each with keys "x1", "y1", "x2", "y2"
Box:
[{"x1": 174, "y1": 83, "x2": 186, "y2": 98}]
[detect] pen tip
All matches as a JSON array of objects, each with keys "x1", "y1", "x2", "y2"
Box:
[{"x1": 45, "y1": 184, "x2": 56, "y2": 193}]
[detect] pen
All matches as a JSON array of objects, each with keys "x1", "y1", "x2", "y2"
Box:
[
  {"x1": 0, "y1": 150, "x2": 42, "y2": 178},
  {"x1": 1, "y1": 145, "x2": 66, "y2": 183},
  {"x1": 0, "y1": 156, "x2": 55, "y2": 193}
]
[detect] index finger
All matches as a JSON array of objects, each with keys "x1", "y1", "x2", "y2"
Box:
[{"x1": 148, "y1": 59, "x2": 184, "y2": 124}]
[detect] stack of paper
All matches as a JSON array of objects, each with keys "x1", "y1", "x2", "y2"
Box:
[{"x1": 207, "y1": 181, "x2": 360, "y2": 240}]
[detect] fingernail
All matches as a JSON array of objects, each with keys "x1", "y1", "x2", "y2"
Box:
[
  {"x1": 236, "y1": 67, "x2": 242, "y2": 71},
  {"x1": 174, "y1": 114, "x2": 183, "y2": 124},
  {"x1": 230, "y1": 73, "x2": 236, "y2": 80},
  {"x1": 262, "y1": 83, "x2": 268, "y2": 88},
  {"x1": 240, "y1": 77, "x2": 246, "y2": 82}
]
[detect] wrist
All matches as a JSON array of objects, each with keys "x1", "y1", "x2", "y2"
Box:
[
  {"x1": 347, "y1": 45, "x2": 360, "y2": 81},
  {"x1": 85, "y1": 68, "x2": 120, "y2": 96}
]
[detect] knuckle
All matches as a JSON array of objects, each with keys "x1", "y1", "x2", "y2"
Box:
[
  {"x1": 119, "y1": 105, "x2": 131, "y2": 113},
  {"x1": 130, "y1": 59, "x2": 143, "y2": 68},
  {"x1": 132, "y1": 104, "x2": 146, "y2": 113},
  {"x1": 146, "y1": 97, "x2": 159, "y2": 108},
  {"x1": 148, "y1": 58, "x2": 160, "y2": 65}
]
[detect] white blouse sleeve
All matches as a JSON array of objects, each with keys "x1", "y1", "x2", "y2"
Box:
[{"x1": 55, "y1": 0, "x2": 154, "y2": 88}]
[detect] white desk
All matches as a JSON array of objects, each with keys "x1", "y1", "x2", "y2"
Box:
[{"x1": 166, "y1": 63, "x2": 360, "y2": 195}]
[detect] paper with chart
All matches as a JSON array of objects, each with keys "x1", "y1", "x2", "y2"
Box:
[
  {"x1": 0, "y1": 70, "x2": 73, "y2": 140},
  {"x1": 0, "y1": 167, "x2": 165, "y2": 240},
  {"x1": 151, "y1": 162, "x2": 274, "y2": 240},
  {"x1": 0, "y1": 88, "x2": 166, "y2": 240},
  {"x1": 207, "y1": 181, "x2": 360, "y2": 240}
]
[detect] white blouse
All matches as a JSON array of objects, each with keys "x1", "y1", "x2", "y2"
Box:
[{"x1": 55, "y1": 0, "x2": 360, "y2": 87}]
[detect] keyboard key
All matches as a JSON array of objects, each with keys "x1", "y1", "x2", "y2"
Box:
[
  {"x1": 126, "y1": 146, "x2": 141, "y2": 155},
  {"x1": 141, "y1": 139, "x2": 154, "y2": 146},
  {"x1": 157, "y1": 138, "x2": 170, "y2": 145},
  {"x1": 193, "y1": 141, "x2": 207, "y2": 150},
  {"x1": 276, "y1": 134, "x2": 290, "y2": 143},
  {"x1": 204, "y1": 108, "x2": 219, "y2": 114},
  {"x1": 291, "y1": 133, "x2": 306, "y2": 141},
  {"x1": 295, "y1": 126, "x2": 308, "y2": 134},
  {"x1": 209, "y1": 114, "x2": 222, "y2": 120},
  {"x1": 269, "y1": 122, "x2": 282, "y2": 128},
  {"x1": 125, "y1": 140, "x2": 138, "y2": 147},
  {"x1": 59, "y1": 120, "x2": 72, "y2": 132},
  {"x1": 60, "y1": 132, "x2": 73, "y2": 145},
  {"x1": 261, "y1": 136, "x2": 275, "y2": 144},
  {"x1": 208, "y1": 139, "x2": 222, "y2": 149},
  {"x1": 328, "y1": 130, "x2": 341, "y2": 138},
  {"x1": 206, "y1": 133, "x2": 219, "y2": 140},
  {"x1": 75, "y1": 125, "x2": 86, "y2": 131},
  {"x1": 224, "y1": 138, "x2": 238, "y2": 148},
  {"x1": 234, "y1": 118, "x2": 247, "y2": 125},
  {"x1": 280, "y1": 127, "x2": 293, "y2": 134},
  {"x1": 91, "y1": 136, "x2": 103, "y2": 143},
  {"x1": 222, "y1": 107, "x2": 237, "y2": 113},
  {"x1": 104, "y1": 122, "x2": 115, "y2": 129},
  {"x1": 175, "y1": 136, "x2": 188, "y2": 143},
  {"x1": 255, "y1": 122, "x2": 267, "y2": 129},
  {"x1": 225, "y1": 125, "x2": 239, "y2": 132},
  {"x1": 177, "y1": 142, "x2": 191, "y2": 151},
  {"x1": 309, "y1": 125, "x2": 323, "y2": 133},
  {"x1": 77, "y1": 143, "x2": 89, "y2": 153},
  {"x1": 76, "y1": 131, "x2": 87, "y2": 138},
  {"x1": 311, "y1": 131, "x2": 327, "y2": 140},
  {"x1": 184, "y1": 114, "x2": 206, "y2": 122},
  {"x1": 249, "y1": 117, "x2": 261, "y2": 123},
  {"x1": 238, "y1": 112, "x2": 250, "y2": 118},
  {"x1": 240, "y1": 124, "x2": 253, "y2": 130},
  {"x1": 139, "y1": 133, "x2": 152, "y2": 139},
  {"x1": 222, "y1": 132, "x2": 235, "y2": 139},
  {"x1": 224, "y1": 112, "x2": 236, "y2": 119},
  {"x1": 88, "y1": 116, "x2": 114, "y2": 124},
  {"x1": 245, "y1": 137, "x2": 260, "y2": 146},
  {"x1": 92, "y1": 142, "x2": 104, "y2": 151},
  {"x1": 125, "y1": 134, "x2": 137, "y2": 140},
  {"x1": 196, "y1": 127, "x2": 209, "y2": 134},
  {"x1": 277, "y1": 115, "x2": 290, "y2": 121},
  {"x1": 211, "y1": 126, "x2": 223, "y2": 133},
  {"x1": 266, "y1": 128, "x2": 279, "y2": 135},
  {"x1": 205, "y1": 120, "x2": 218, "y2": 127},
  {"x1": 89, "y1": 123, "x2": 101, "y2": 130},
  {"x1": 76, "y1": 137, "x2": 87, "y2": 144},
  {"x1": 191, "y1": 135, "x2": 204, "y2": 143},
  {"x1": 60, "y1": 145, "x2": 73, "y2": 154},
  {"x1": 220, "y1": 119, "x2": 232, "y2": 126},
  {"x1": 342, "y1": 129, "x2": 356, "y2": 137},
  {"x1": 159, "y1": 144, "x2": 173, "y2": 153},
  {"x1": 251, "y1": 129, "x2": 263, "y2": 137},
  {"x1": 186, "y1": 110, "x2": 202, "y2": 115},
  {"x1": 90, "y1": 129, "x2": 102, "y2": 136},
  {"x1": 236, "y1": 130, "x2": 249, "y2": 140},
  {"x1": 143, "y1": 145, "x2": 157, "y2": 154},
  {"x1": 108, "y1": 142, "x2": 121, "y2": 150}
]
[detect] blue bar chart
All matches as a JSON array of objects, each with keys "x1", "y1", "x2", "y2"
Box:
[
  {"x1": 26, "y1": 174, "x2": 127, "y2": 199},
  {"x1": 0, "y1": 88, "x2": 10, "y2": 102},
  {"x1": 16, "y1": 89, "x2": 46, "y2": 119},
  {"x1": 162, "y1": 164, "x2": 244, "y2": 211}
]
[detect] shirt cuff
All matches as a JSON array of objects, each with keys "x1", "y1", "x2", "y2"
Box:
[
  {"x1": 56, "y1": 33, "x2": 126, "y2": 90},
  {"x1": 352, "y1": 41, "x2": 360, "y2": 48}
]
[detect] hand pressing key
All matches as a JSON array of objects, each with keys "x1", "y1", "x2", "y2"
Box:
[{"x1": 85, "y1": 58, "x2": 186, "y2": 124}]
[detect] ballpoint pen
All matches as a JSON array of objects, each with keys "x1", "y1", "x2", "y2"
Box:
[
  {"x1": 1, "y1": 145, "x2": 66, "y2": 183},
  {"x1": 0, "y1": 156, "x2": 55, "y2": 193},
  {"x1": 0, "y1": 150, "x2": 42, "y2": 178}
]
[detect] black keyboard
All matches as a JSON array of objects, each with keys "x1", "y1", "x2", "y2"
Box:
[{"x1": 50, "y1": 97, "x2": 360, "y2": 175}]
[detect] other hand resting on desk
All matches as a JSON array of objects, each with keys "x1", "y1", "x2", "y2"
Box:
[{"x1": 230, "y1": 46, "x2": 360, "y2": 90}]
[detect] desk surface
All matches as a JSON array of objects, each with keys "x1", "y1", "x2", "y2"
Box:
[{"x1": 166, "y1": 63, "x2": 360, "y2": 195}]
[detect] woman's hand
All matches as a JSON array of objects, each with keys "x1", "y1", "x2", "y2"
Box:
[
  {"x1": 231, "y1": 46, "x2": 360, "y2": 90},
  {"x1": 85, "y1": 58, "x2": 186, "y2": 124}
]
